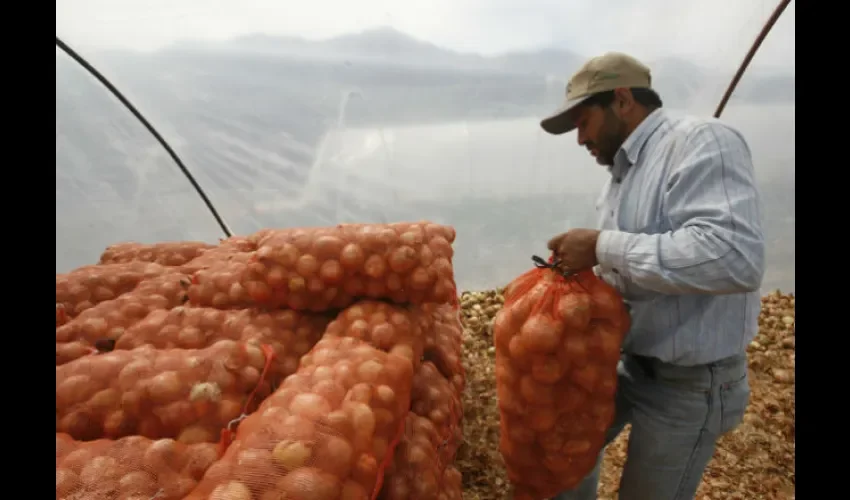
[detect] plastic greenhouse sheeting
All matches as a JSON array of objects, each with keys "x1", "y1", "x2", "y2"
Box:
[{"x1": 55, "y1": 0, "x2": 795, "y2": 293}]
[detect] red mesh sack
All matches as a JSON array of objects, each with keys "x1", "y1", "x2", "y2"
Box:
[
  {"x1": 493, "y1": 262, "x2": 630, "y2": 499},
  {"x1": 56, "y1": 261, "x2": 168, "y2": 319},
  {"x1": 57, "y1": 341, "x2": 97, "y2": 366},
  {"x1": 323, "y1": 300, "x2": 428, "y2": 368},
  {"x1": 179, "y1": 246, "x2": 254, "y2": 274},
  {"x1": 439, "y1": 466, "x2": 464, "y2": 500},
  {"x1": 184, "y1": 336, "x2": 415, "y2": 500},
  {"x1": 99, "y1": 241, "x2": 216, "y2": 266},
  {"x1": 379, "y1": 412, "x2": 462, "y2": 500},
  {"x1": 185, "y1": 254, "x2": 258, "y2": 309},
  {"x1": 56, "y1": 432, "x2": 220, "y2": 499},
  {"x1": 219, "y1": 229, "x2": 272, "y2": 251},
  {"x1": 56, "y1": 340, "x2": 275, "y2": 443},
  {"x1": 238, "y1": 222, "x2": 457, "y2": 311},
  {"x1": 115, "y1": 306, "x2": 331, "y2": 384},
  {"x1": 417, "y1": 304, "x2": 465, "y2": 395},
  {"x1": 55, "y1": 273, "x2": 191, "y2": 363},
  {"x1": 113, "y1": 306, "x2": 236, "y2": 350},
  {"x1": 57, "y1": 303, "x2": 69, "y2": 327},
  {"x1": 409, "y1": 361, "x2": 462, "y2": 464},
  {"x1": 219, "y1": 234, "x2": 264, "y2": 251}
]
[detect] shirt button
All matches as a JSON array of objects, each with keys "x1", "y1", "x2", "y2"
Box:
[
  {"x1": 610, "y1": 210, "x2": 615, "y2": 216},
  {"x1": 615, "y1": 177, "x2": 622, "y2": 183},
  {"x1": 612, "y1": 268, "x2": 620, "y2": 274}
]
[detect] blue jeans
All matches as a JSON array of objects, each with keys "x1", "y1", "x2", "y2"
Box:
[{"x1": 552, "y1": 352, "x2": 750, "y2": 500}]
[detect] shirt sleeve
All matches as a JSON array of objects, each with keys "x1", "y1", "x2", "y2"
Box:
[
  {"x1": 593, "y1": 265, "x2": 655, "y2": 302},
  {"x1": 595, "y1": 122, "x2": 766, "y2": 295}
]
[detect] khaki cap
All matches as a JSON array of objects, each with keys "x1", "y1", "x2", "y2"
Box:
[{"x1": 540, "y1": 52, "x2": 652, "y2": 135}]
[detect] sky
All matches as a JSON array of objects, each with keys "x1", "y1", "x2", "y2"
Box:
[{"x1": 57, "y1": 0, "x2": 794, "y2": 72}]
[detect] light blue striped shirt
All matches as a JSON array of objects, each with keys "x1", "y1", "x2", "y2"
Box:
[{"x1": 593, "y1": 107, "x2": 765, "y2": 366}]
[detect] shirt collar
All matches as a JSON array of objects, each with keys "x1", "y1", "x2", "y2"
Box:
[{"x1": 612, "y1": 108, "x2": 667, "y2": 172}]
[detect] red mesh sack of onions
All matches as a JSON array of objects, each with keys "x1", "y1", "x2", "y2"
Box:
[
  {"x1": 380, "y1": 414, "x2": 463, "y2": 500},
  {"x1": 99, "y1": 240, "x2": 216, "y2": 267},
  {"x1": 55, "y1": 273, "x2": 192, "y2": 364},
  {"x1": 237, "y1": 222, "x2": 458, "y2": 311},
  {"x1": 219, "y1": 234, "x2": 264, "y2": 251},
  {"x1": 115, "y1": 306, "x2": 331, "y2": 384},
  {"x1": 56, "y1": 339, "x2": 275, "y2": 443},
  {"x1": 323, "y1": 300, "x2": 428, "y2": 369},
  {"x1": 439, "y1": 466, "x2": 464, "y2": 500},
  {"x1": 56, "y1": 261, "x2": 168, "y2": 319},
  {"x1": 220, "y1": 229, "x2": 273, "y2": 251},
  {"x1": 417, "y1": 304, "x2": 465, "y2": 395},
  {"x1": 57, "y1": 341, "x2": 99, "y2": 366},
  {"x1": 179, "y1": 244, "x2": 255, "y2": 275},
  {"x1": 493, "y1": 261, "x2": 631, "y2": 500},
  {"x1": 56, "y1": 432, "x2": 219, "y2": 500},
  {"x1": 409, "y1": 361, "x2": 463, "y2": 464},
  {"x1": 185, "y1": 254, "x2": 262, "y2": 309},
  {"x1": 184, "y1": 335, "x2": 414, "y2": 500},
  {"x1": 57, "y1": 303, "x2": 69, "y2": 327}
]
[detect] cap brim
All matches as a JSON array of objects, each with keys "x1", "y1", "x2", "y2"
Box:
[{"x1": 540, "y1": 95, "x2": 591, "y2": 135}]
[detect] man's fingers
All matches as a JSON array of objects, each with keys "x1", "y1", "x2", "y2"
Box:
[{"x1": 547, "y1": 233, "x2": 566, "y2": 251}]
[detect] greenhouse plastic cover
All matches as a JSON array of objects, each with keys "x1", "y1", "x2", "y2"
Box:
[{"x1": 55, "y1": 0, "x2": 795, "y2": 293}]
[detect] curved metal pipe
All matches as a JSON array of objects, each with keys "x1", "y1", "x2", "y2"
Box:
[
  {"x1": 55, "y1": 36, "x2": 233, "y2": 238},
  {"x1": 714, "y1": 0, "x2": 793, "y2": 118}
]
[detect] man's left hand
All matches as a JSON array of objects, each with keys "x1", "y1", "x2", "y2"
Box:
[{"x1": 547, "y1": 229, "x2": 602, "y2": 272}]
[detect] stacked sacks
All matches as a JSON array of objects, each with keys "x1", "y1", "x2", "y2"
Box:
[{"x1": 55, "y1": 221, "x2": 463, "y2": 500}]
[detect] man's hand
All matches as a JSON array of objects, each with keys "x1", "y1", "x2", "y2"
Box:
[{"x1": 547, "y1": 229, "x2": 602, "y2": 272}]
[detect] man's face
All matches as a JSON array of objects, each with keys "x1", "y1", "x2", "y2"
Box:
[{"x1": 573, "y1": 104, "x2": 629, "y2": 167}]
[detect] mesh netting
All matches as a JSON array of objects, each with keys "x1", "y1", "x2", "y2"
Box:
[
  {"x1": 184, "y1": 336, "x2": 414, "y2": 500},
  {"x1": 56, "y1": 272, "x2": 193, "y2": 353},
  {"x1": 494, "y1": 264, "x2": 631, "y2": 499},
  {"x1": 56, "y1": 432, "x2": 221, "y2": 499},
  {"x1": 56, "y1": 261, "x2": 169, "y2": 319},
  {"x1": 239, "y1": 222, "x2": 458, "y2": 311},
  {"x1": 99, "y1": 241, "x2": 217, "y2": 267},
  {"x1": 56, "y1": 222, "x2": 467, "y2": 499},
  {"x1": 113, "y1": 306, "x2": 330, "y2": 384},
  {"x1": 56, "y1": 340, "x2": 276, "y2": 443}
]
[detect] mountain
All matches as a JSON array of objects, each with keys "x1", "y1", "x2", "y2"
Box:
[
  {"x1": 163, "y1": 27, "x2": 793, "y2": 99},
  {"x1": 57, "y1": 26, "x2": 795, "y2": 202}
]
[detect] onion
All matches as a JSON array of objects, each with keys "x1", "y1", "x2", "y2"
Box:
[
  {"x1": 315, "y1": 434, "x2": 355, "y2": 477},
  {"x1": 340, "y1": 479, "x2": 370, "y2": 500},
  {"x1": 119, "y1": 471, "x2": 158, "y2": 496},
  {"x1": 145, "y1": 371, "x2": 183, "y2": 404},
  {"x1": 56, "y1": 468, "x2": 79, "y2": 497},
  {"x1": 520, "y1": 315, "x2": 564, "y2": 353},
  {"x1": 289, "y1": 393, "x2": 332, "y2": 420},
  {"x1": 340, "y1": 243, "x2": 366, "y2": 270},
  {"x1": 210, "y1": 481, "x2": 252, "y2": 500},
  {"x1": 277, "y1": 468, "x2": 341, "y2": 500},
  {"x1": 272, "y1": 439, "x2": 313, "y2": 470}
]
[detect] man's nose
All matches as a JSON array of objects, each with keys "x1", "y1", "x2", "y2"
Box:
[{"x1": 576, "y1": 129, "x2": 587, "y2": 147}]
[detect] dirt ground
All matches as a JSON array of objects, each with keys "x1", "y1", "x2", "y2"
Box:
[{"x1": 456, "y1": 289, "x2": 795, "y2": 500}]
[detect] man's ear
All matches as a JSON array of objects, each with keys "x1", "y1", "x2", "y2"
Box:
[{"x1": 613, "y1": 87, "x2": 635, "y2": 115}]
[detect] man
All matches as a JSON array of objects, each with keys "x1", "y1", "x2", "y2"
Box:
[{"x1": 540, "y1": 52, "x2": 765, "y2": 500}]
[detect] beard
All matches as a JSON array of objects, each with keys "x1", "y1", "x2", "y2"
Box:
[{"x1": 590, "y1": 109, "x2": 629, "y2": 167}]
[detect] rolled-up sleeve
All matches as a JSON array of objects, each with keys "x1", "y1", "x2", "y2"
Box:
[{"x1": 595, "y1": 123, "x2": 766, "y2": 295}]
